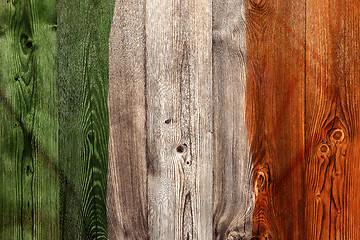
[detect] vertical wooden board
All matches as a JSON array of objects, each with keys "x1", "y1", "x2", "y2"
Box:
[
  {"x1": 340, "y1": 2, "x2": 360, "y2": 238},
  {"x1": 58, "y1": 0, "x2": 114, "y2": 239},
  {"x1": 246, "y1": 0, "x2": 305, "y2": 238},
  {"x1": 107, "y1": 0, "x2": 148, "y2": 239},
  {"x1": 0, "y1": 0, "x2": 59, "y2": 239},
  {"x1": 305, "y1": 0, "x2": 334, "y2": 238},
  {"x1": 145, "y1": 0, "x2": 212, "y2": 239},
  {"x1": 305, "y1": 0, "x2": 360, "y2": 238},
  {"x1": 212, "y1": 0, "x2": 254, "y2": 239}
]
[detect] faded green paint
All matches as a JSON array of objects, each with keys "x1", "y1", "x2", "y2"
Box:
[
  {"x1": 0, "y1": 0, "x2": 59, "y2": 239},
  {"x1": 58, "y1": 0, "x2": 114, "y2": 239}
]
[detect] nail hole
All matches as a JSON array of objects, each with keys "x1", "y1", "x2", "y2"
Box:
[
  {"x1": 176, "y1": 145, "x2": 185, "y2": 153},
  {"x1": 14, "y1": 76, "x2": 19, "y2": 81},
  {"x1": 186, "y1": 161, "x2": 190, "y2": 165},
  {"x1": 165, "y1": 119, "x2": 171, "y2": 124}
]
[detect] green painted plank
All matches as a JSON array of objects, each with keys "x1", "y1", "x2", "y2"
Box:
[
  {"x1": 58, "y1": 0, "x2": 114, "y2": 239},
  {"x1": 0, "y1": 0, "x2": 59, "y2": 239}
]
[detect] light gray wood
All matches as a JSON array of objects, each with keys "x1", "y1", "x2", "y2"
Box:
[
  {"x1": 212, "y1": 0, "x2": 254, "y2": 239},
  {"x1": 145, "y1": 0, "x2": 213, "y2": 239},
  {"x1": 107, "y1": 0, "x2": 148, "y2": 239}
]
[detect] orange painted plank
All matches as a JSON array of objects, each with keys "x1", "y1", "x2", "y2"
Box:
[
  {"x1": 246, "y1": 0, "x2": 306, "y2": 238},
  {"x1": 305, "y1": 0, "x2": 360, "y2": 239}
]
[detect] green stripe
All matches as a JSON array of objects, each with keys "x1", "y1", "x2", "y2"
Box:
[
  {"x1": 0, "y1": 0, "x2": 59, "y2": 239},
  {"x1": 1, "y1": 0, "x2": 114, "y2": 238},
  {"x1": 58, "y1": 0, "x2": 114, "y2": 239}
]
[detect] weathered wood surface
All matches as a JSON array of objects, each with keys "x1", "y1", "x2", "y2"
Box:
[
  {"x1": 212, "y1": 0, "x2": 253, "y2": 239},
  {"x1": 2, "y1": 0, "x2": 360, "y2": 239},
  {"x1": 58, "y1": 0, "x2": 114, "y2": 239},
  {"x1": 145, "y1": 0, "x2": 213, "y2": 238},
  {"x1": 107, "y1": 0, "x2": 148, "y2": 239},
  {"x1": 0, "y1": 0, "x2": 59, "y2": 239},
  {"x1": 107, "y1": 0, "x2": 253, "y2": 239},
  {"x1": 109, "y1": 0, "x2": 360, "y2": 238}
]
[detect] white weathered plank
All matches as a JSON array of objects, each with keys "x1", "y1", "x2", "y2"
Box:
[{"x1": 146, "y1": 0, "x2": 213, "y2": 239}]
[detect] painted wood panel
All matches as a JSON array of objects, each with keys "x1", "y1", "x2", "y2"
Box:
[
  {"x1": 246, "y1": 0, "x2": 306, "y2": 238},
  {"x1": 305, "y1": 0, "x2": 360, "y2": 239},
  {"x1": 58, "y1": 0, "x2": 114, "y2": 239},
  {"x1": 2, "y1": 0, "x2": 360, "y2": 239},
  {"x1": 0, "y1": 0, "x2": 59, "y2": 239}
]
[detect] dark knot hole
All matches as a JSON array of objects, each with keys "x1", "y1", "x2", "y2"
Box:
[{"x1": 176, "y1": 145, "x2": 185, "y2": 153}]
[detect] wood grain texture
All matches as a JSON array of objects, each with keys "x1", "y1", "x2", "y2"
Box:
[
  {"x1": 305, "y1": 0, "x2": 360, "y2": 239},
  {"x1": 107, "y1": 0, "x2": 214, "y2": 239},
  {"x1": 0, "y1": 0, "x2": 59, "y2": 239},
  {"x1": 212, "y1": 0, "x2": 254, "y2": 239},
  {"x1": 3, "y1": 0, "x2": 360, "y2": 238},
  {"x1": 145, "y1": 0, "x2": 213, "y2": 238},
  {"x1": 107, "y1": 0, "x2": 148, "y2": 239},
  {"x1": 58, "y1": 0, "x2": 114, "y2": 239},
  {"x1": 246, "y1": 0, "x2": 305, "y2": 239}
]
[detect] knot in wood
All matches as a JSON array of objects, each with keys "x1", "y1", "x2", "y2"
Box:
[
  {"x1": 226, "y1": 230, "x2": 245, "y2": 240},
  {"x1": 255, "y1": 164, "x2": 270, "y2": 195},
  {"x1": 318, "y1": 143, "x2": 330, "y2": 157},
  {"x1": 20, "y1": 34, "x2": 34, "y2": 54},
  {"x1": 249, "y1": 0, "x2": 267, "y2": 11},
  {"x1": 176, "y1": 144, "x2": 187, "y2": 154},
  {"x1": 330, "y1": 129, "x2": 345, "y2": 143},
  {"x1": 250, "y1": 0, "x2": 264, "y2": 7},
  {"x1": 251, "y1": 235, "x2": 268, "y2": 240}
]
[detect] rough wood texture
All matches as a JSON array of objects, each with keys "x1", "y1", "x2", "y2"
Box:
[
  {"x1": 212, "y1": 0, "x2": 254, "y2": 239},
  {"x1": 305, "y1": 0, "x2": 360, "y2": 239},
  {"x1": 0, "y1": 0, "x2": 59, "y2": 239},
  {"x1": 108, "y1": 0, "x2": 215, "y2": 239},
  {"x1": 4, "y1": 0, "x2": 360, "y2": 239},
  {"x1": 107, "y1": 0, "x2": 148, "y2": 239},
  {"x1": 145, "y1": 0, "x2": 213, "y2": 239},
  {"x1": 246, "y1": 0, "x2": 305, "y2": 239},
  {"x1": 58, "y1": 0, "x2": 114, "y2": 239}
]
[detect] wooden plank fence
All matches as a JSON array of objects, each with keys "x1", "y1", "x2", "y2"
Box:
[{"x1": 1, "y1": 0, "x2": 360, "y2": 239}]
